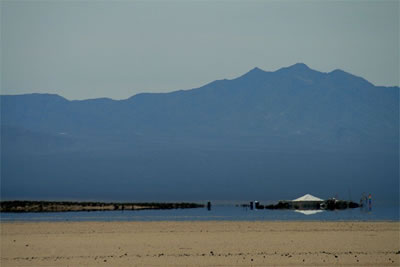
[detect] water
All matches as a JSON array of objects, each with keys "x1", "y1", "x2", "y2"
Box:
[{"x1": 1, "y1": 204, "x2": 398, "y2": 222}]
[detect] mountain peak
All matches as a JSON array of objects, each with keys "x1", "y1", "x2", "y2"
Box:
[
  {"x1": 328, "y1": 68, "x2": 374, "y2": 87},
  {"x1": 250, "y1": 67, "x2": 262, "y2": 72},
  {"x1": 285, "y1": 63, "x2": 311, "y2": 71},
  {"x1": 247, "y1": 67, "x2": 266, "y2": 74},
  {"x1": 330, "y1": 68, "x2": 348, "y2": 75},
  {"x1": 274, "y1": 63, "x2": 315, "y2": 75},
  {"x1": 238, "y1": 67, "x2": 267, "y2": 79}
]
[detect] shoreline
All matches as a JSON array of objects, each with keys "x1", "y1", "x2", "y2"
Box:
[
  {"x1": 1, "y1": 221, "x2": 399, "y2": 266},
  {"x1": 0, "y1": 219, "x2": 400, "y2": 224}
]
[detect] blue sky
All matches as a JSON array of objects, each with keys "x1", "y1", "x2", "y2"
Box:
[{"x1": 1, "y1": 0, "x2": 398, "y2": 100}]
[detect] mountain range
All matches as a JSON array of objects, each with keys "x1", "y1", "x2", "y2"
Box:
[{"x1": 1, "y1": 63, "x2": 398, "y2": 202}]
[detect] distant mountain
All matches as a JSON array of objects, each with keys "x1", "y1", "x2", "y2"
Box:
[{"x1": 1, "y1": 64, "x2": 398, "y2": 202}]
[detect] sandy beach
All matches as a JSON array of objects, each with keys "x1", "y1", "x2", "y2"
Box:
[{"x1": 1, "y1": 221, "x2": 399, "y2": 266}]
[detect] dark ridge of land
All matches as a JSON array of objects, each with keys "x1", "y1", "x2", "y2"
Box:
[
  {"x1": 0, "y1": 200, "x2": 204, "y2": 213},
  {"x1": 239, "y1": 199, "x2": 361, "y2": 211},
  {"x1": 263, "y1": 199, "x2": 360, "y2": 210}
]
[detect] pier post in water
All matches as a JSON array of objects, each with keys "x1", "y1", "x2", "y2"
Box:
[{"x1": 368, "y1": 193, "x2": 372, "y2": 211}]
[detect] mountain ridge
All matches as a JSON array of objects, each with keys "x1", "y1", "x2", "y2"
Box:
[
  {"x1": 2, "y1": 63, "x2": 394, "y2": 101},
  {"x1": 1, "y1": 63, "x2": 398, "y2": 202}
]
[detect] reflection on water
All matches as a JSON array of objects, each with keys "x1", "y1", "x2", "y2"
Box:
[
  {"x1": 294, "y1": 210, "x2": 324, "y2": 215},
  {"x1": 1, "y1": 203, "x2": 398, "y2": 222}
]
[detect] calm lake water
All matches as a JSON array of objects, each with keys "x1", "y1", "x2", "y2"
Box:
[{"x1": 1, "y1": 204, "x2": 398, "y2": 222}]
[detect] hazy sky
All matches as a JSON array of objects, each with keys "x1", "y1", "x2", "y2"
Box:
[{"x1": 1, "y1": 0, "x2": 399, "y2": 100}]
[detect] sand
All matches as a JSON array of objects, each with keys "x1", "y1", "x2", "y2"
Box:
[{"x1": 1, "y1": 221, "x2": 399, "y2": 266}]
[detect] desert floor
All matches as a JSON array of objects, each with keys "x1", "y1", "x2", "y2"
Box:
[{"x1": 1, "y1": 221, "x2": 399, "y2": 266}]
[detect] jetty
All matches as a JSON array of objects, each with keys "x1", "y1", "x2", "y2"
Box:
[{"x1": 0, "y1": 201, "x2": 204, "y2": 213}]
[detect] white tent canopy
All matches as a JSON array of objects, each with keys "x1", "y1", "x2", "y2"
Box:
[{"x1": 292, "y1": 194, "x2": 323, "y2": 202}]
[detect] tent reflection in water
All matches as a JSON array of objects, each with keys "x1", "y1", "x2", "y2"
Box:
[
  {"x1": 289, "y1": 194, "x2": 324, "y2": 210},
  {"x1": 294, "y1": 209, "x2": 324, "y2": 215}
]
